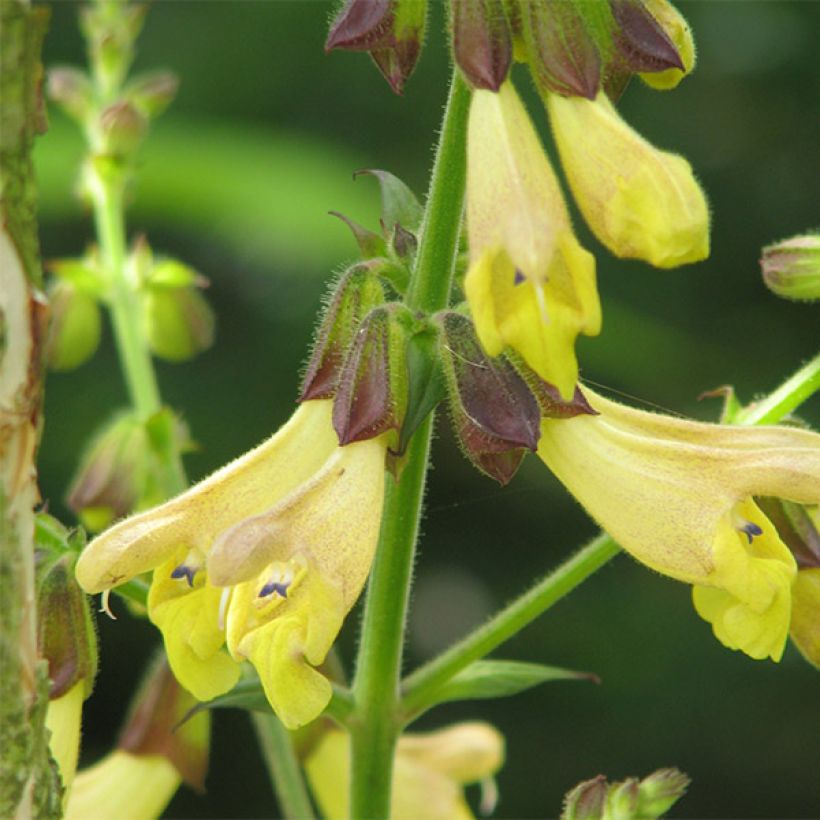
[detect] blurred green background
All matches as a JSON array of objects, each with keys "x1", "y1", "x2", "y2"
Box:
[{"x1": 35, "y1": 1, "x2": 819, "y2": 817}]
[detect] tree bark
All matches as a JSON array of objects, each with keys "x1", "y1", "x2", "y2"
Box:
[{"x1": 0, "y1": 2, "x2": 60, "y2": 815}]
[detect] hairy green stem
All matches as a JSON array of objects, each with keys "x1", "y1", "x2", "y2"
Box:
[
  {"x1": 736, "y1": 352, "x2": 820, "y2": 425},
  {"x1": 401, "y1": 533, "x2": 620, "y2": 719},
  {"x1": 348, "y1": 70, "x2": 470, "y2": 819},
  {"x1": 252, "y1": 712, "x2": 316, "y2": 820}
]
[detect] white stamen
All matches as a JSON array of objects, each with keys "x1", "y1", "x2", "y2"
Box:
[
  {"x1": 479, "y1": 776, "x2": 499, "y2": 816},
  {"x1": 218, "y1": 587, "x2": 232, "y2": 631},
  {"x1": 100, "y1": 590, "x2": 116, "y2": 620}
]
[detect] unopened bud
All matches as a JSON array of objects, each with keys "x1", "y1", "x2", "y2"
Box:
[
  {"x1": 143, "y1": 285, "x2": 215, "y2": 362},
  {"x1": 437, "y1": 312, "x2": 540, "y2": 485},
  {"x1": 451, "y1": 0, "x2": 512, "y2": 91},
  {"x1": 332, "y1": 303, "x2": 415, "y2": 448},
  {"x1": 636, "y1": 0, "x2": 696, "y2": 89},
  {"x1": 326, "y1": 0, "x2": 428, "y2": 94},
  {"x1": 125, "y1": 70, "x2": 179, "y2": 119},
  {"x1": 562, "y1": 775, "x2": 607, "y2": 820},
  {"x1": 760, "y1": 233, "x2": 820, "y2": 302},
  {"x1": 46, "y1": 280, "x2": 102, "y2": 371},
  {"x1": 37, "y1": 551, "x2": 98, "y2": 700},
  {"x1": 300, "y1": 264, "x2": 386, "y2": 400},
  {"x1": 47, "y1": 66, "x2": 93, "y2": 123},
  {"x1": 67, "y1": 413, "x2": 162, "y2": 531},
  {"x1": 606, "y1": 777, "x2": 640, "y2": 817},
  {"x1": 98, "y1": 100, "x2": 148, "y2": 157},
  {"x1": 518, "y1": 0, "x2": 601, "y2": 99},
  {"x1": 634, "y1": 768, "x2": 691, "y2": 817}
]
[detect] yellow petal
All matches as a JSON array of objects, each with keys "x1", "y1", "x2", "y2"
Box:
[
  {"x1": 789, "y1": 567, "x2": 820, "y2": 667},
  {"x1": 65, "y1": 751, "x2": 179, "y2": 820},
  {"x1": 547, "y1": 90, "x2": 709, "y2": 268},
  {"x1": 46, "y1": 682, "x2": 84, "y2": 796},
  {"x1": 76, "y1": 400, "x2": 338, "y2": 593},
  {"x1": 148, "y1": 556, "x2": 240, "y2": 702}
]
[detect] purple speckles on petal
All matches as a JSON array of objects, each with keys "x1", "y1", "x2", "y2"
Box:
[
  {"x1": 259, "y1": 580, "x2": 290, "y2": 599},
  {"x1": 171, "y1": 564, "x2": 198, "y2": 587}
]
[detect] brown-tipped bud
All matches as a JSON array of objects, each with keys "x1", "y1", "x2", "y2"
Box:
[
  {"x1": 437, "y1": 312, "x2": 540, "y2": 485},
  {"x1": 562, "y1": 774, "x2": 608, "y2": 820},
  {"x1": 332, "y1": 303, "x2": 414, "y2": 447},
  {"x1": 637, "y1": 0, "x2": 696, "y2": 90},
  {"x1": 606, "y1": 777, "x2": 640, "y2": 817},
  {"x1": 45, "y1": 280, "x2": 102, "y2": 371},
  {"x1": 98, "y1": 100, "x2": 148, "y2": 157},
  {"x1": 510, "y1": 356, "x2": 597, "y2": 420},
  {"x1": 330, "y1": 211, "x2": 388, "y2": 259},
  {"x1": 300, "y1": 264, "x2": 386, "y2": 400},
  {"x1": 452, "y1": 0, "x2": 512, "y2": 91},
  {"x1": 143, "y1": 286, "x2": 215, "y2": 363},
  {"x1": 36, "y1": 552, "x2": 98, "y2": 700},
  {"x1": 609, "y1": 0, "x2": 684, "y2": 76},
  {"x1": 518, "y1": 0, "x2": 601, "y2": 99},
  {"x1": 326, "y1": 0, "x2": 428, "y2": 94},
  {"x1": 125, "y1": 70, "x2": 180, "y2": 119},
  {"x1": 67, "y1": 413, "x2": 163, "y2": 531},
  {"x1": 118, "y1": 655, "x2": 210, "y2": 791},
  {"x1": 47, "y1": 66, "x2": 93, "y2": 123},
  {"x1": 760, "y1": 233, "x2": 820, "y2": 302}
]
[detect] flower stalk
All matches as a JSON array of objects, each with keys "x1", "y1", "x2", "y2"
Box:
[{"x1": 348, "y1": 70, "x2": 471, "y2": 819}]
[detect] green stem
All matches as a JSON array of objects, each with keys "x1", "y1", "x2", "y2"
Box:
[
  {"x1": 348, "y1": 70, "x2": 471, "y2": 820},
  {"x1": 401, "y1": 533, "x2": 620, "y2": 719},
  {"x1": 91, "y1": 170, "x2": 163, "y2": 420},
  {"x1": 736, "y1": 352, "x2": 820, "y2": 425},
  {"x1": 251, "y1": 712, "x2": 316, "y2": 820}
]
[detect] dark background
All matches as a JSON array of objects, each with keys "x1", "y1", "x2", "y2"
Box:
[{"x1": 35, "y1": 1, "x2": 819, "y2": 817}]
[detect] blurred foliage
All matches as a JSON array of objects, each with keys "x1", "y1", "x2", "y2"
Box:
[{"x1": 36, "y1": 1, "x2": 819, "y2": 818}]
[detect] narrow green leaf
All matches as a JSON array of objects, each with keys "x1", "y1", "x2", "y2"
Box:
[
  {"x1": 419, "y1": 659, "x2": 598, "y2": 708},
  {"x1": 354, "y1": 168, "x2": 424, "y2": 233}
]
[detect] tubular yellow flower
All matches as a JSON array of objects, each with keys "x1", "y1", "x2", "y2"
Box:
[
  {"x1": 546, "y1": 90, "x2": 709, "y2": 268},
  {"x1": 75, "y1": 399, "x2": 388, "y2": 726},
  {"x1": 537, "y1": 389, "x2": 820, "y2": 661},
  {"x1": 465, "y1": 80, "x2": 601, "y2": 399},
  {"x1": 306, "y1": 722, "x2": 505, "y2": 819},
  {"x1": 45, "y1": 682, "x2": 84, "y2": 795}
]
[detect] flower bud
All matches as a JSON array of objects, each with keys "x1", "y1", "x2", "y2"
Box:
[
  {"x1": 98, "y1": 100, "x2": 148, "y2": 158},
  {"x1": 760, "y1": 233, "x2": 820, "y2": 302},
  {"x1": 451, "y1": 0, "x2": 512, "y2": 91},
  {"x1": 300, "y1": 264, "x2": 386, "y2": 400},
  {"x1": 47, "y1": 66, "x2": 93, "y2": 124},
  {"x1": 143, "y1": 285, "x2": 215, "y2": 362},
  {"x1": 125, "y1": 70, "x2": 180, "y2": 119},
  {"x1": 609, "y1": 0, "x2": 685, "y2": 79},
  {"x1": 437, "y1": 311, "x2": 540, "y2": 485},
  {"x1": 635, "y1": 0, "x2": 696, "y2": 89},
  {"x1": 326, "y1": 0, "x2": 428, "y2": 94},
  {"x1": 562, "y1": 775, "x2": 607, "y2": 820},
  {"x1": 546, "y1": 89, "x2": 710, "y2": 268},
  {"x1": 67, "y1": 412, "x2": 169, "y2": 531},
  {"x1": 633, "y1": 768, "x2": 691, "y2": 817},
  {"x1": 332, "y1": 303, "x2": 415, "y2": 448},
  {"x1": 517, "y1": 0, "x2": 601, "y2": 99},
  {"x1": 45, "y1": 280, "x2": 102, "y2": 371}
]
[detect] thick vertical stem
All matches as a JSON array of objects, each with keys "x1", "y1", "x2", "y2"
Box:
[{"x1": 348, "y1": 70, "x2": 471, "y2": 819}]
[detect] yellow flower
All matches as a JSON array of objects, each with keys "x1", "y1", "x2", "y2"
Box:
[
  {"x1": 789, "y1": 565, "x2": 820, "y2": 668},
  {"x1": 537, "y1": 388, "x2": 820, "y2": 661},
  {"x1": 546, "y1": 90, "x2": 709, "y2": 268},
  {"x1": 45, "y1": 682, "x2": 84, "y2": 796},
  {"x1": 306, "y1": 722, "x2": 505, "y2": 819},
  {"x1": 76, "y1": 399, "x2": 388, "y2": 727},
  {"x1": 65, "y1": 751, "x2": 180, "y2": 820},
  {"x1": 465, "y1": 80, "x2": 601, "y2": 399}
]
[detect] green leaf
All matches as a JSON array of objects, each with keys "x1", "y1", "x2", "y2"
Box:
[
  {"x1": 422, "y1": 660, "x2": 598, "y2": 707},
  {"x1": 177, "y1": 677, "x2": 271, "y2": 729},
  {"x1": 354, "y1": 168, "x2": 424, "y2": 234}
]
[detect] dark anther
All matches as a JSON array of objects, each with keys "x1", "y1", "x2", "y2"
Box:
[
  {"x1": 171, "y1": 564, "x2": 198, "y2": 587},
  {"x1": 514, "y1": 268, "x2": 525, "y2": 285},
  {"x1": 259, "y1": 581, "x2": 290, "y2": 599}
]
